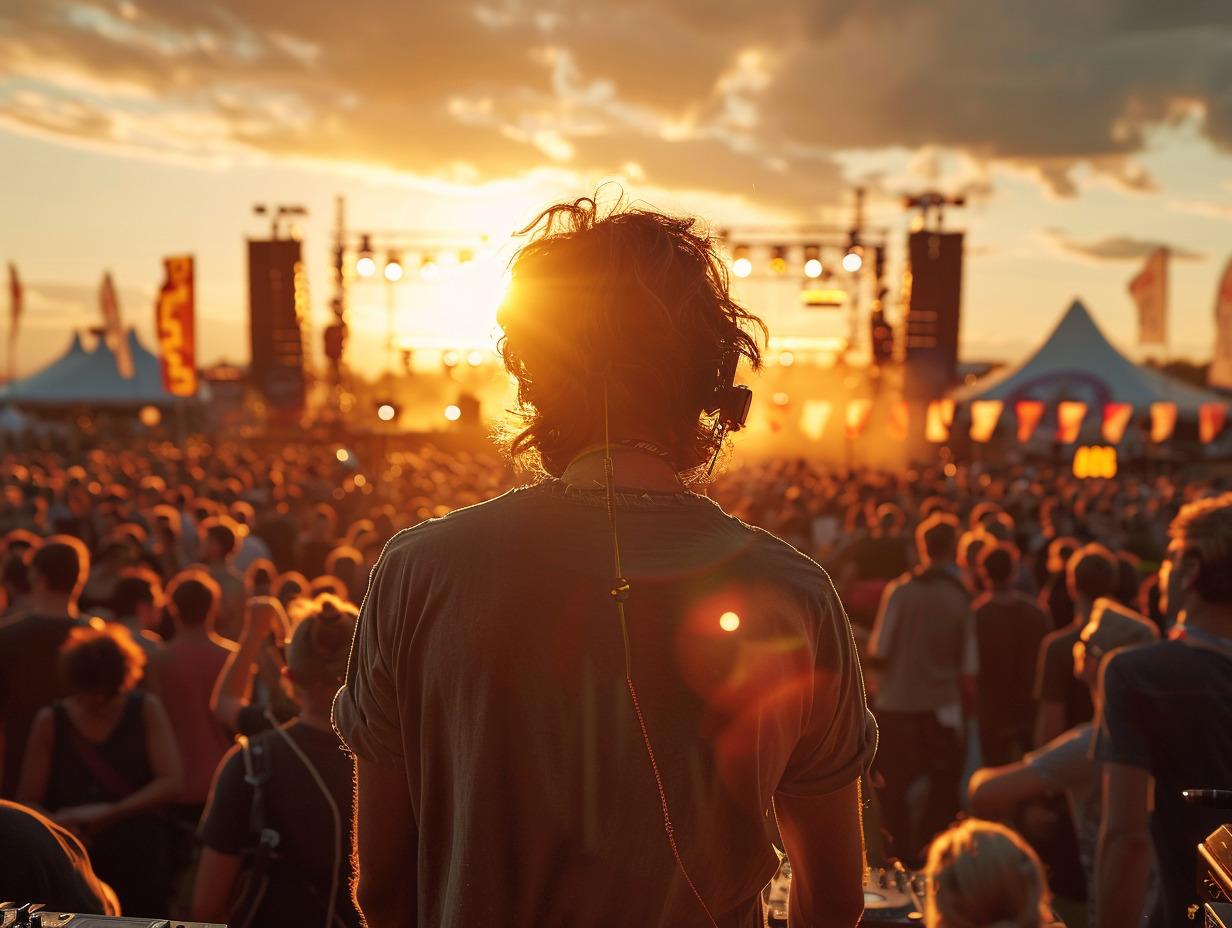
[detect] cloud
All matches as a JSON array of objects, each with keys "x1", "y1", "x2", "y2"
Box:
[
  {"x1": 3, "y1": 0, "x2": 1232, "y2": 208},
  {"x1": 1042, "y1": 228, "x2": 1206, "y2": 263}
]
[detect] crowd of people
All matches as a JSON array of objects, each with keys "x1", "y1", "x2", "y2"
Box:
[{"x1": 0, "y1": 429, "x2": 1228, "y2": 927}]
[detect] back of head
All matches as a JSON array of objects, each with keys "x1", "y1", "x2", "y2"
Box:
[
  {"x1": 59, "y1": 622, "x2": 146, "y2": 697},
  {"x1": 925, "y1": 819, "x2": 1049, "y2": 928},
  {"x1": 496, "y1": 194, "x2": 764, "y2": 478},
  {"x1": 918, "y1": 512, "x2": 960, "y2": 563},
  {"x1": 200, "y1": 517, "x2": 237, "y2": 559},
  {"x1": 978, "y1": 542, "x2": 1020, "y2": 590},
  {"x1": 110, "y1": 568, "x2": 162, "y2": 619},
  {"x1": 1066, "y1": 543, "x2": 1117, "y2": 602},
  {"x1": 166, "y1": 569, "x2": 220, "y2": 628},
  {"x1": 286, "y1": 594, "x2": 357, "y2": 695},
  {"x1": 28, "y1": 538, "x2": 88, "y2": 597},
  {"x1": 1169, "y1": 491, "x2": 1232, "y2": 604}
]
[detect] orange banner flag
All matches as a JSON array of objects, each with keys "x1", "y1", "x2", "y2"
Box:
[
  {"x1": 1102, "y1": 403, "x2": 1133, "y2": 444},
  {"x1": 887, "y1": 401, "x2": 909, "y2": 441},
  {"x1": 1130, "y1": 247, "x2": 1168, "y2": 345},
  {"x1": 1150, "y1": 402, "x2": 1177, "y2": 443},
  {"x1": 845, "y1": 399, "x2": 873, "y2": 441},
  {"x1": 1016, "y1": 400, "x2": 1045, "y2": 443},
  {"x1": 969, "y1": 400, "x2": 1003, "y2": 443},
  {"x1": 800, "y1": 400, "x2": 831, "y2": 442},
  {"x1": 1056, "y1": 401, "x2": 1088, "y2": 443},
  {"x1": 156, "y1": 256, "x2": 198, "y2": 396},
  {"x1": 926, "y1": 399, "x2": 955, "y2": 443},
  {"x1": 1200, "y1": 403, "x2": 1227, "y2": 444}
]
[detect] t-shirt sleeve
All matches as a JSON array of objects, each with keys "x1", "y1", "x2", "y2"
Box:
[
  {"x1": 1092, "y1": 651, "x2": 1149, "y2": 769},
  {"x1": 778, "y1": 581, "x2": 878, "y2": 797},
  {"x1": 198, "y1": 745, "x2": 253, "y2": 856},
  {"x1": 331, "y1": 538, "x2": 407, "y2": 768},
  {"x1": 1025, "y1": 725, "x2": 1097, "y2": 789}
]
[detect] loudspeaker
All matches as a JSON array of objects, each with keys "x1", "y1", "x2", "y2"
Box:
[
  {"x1": 904, "y1": 230, "x2": 963, "y2": 394},
  {"x1": 248, "y1": 239, "x2": 307, "y2": 412}
]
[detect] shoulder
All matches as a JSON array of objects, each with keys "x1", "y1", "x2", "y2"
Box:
[
  {"x1": 1102, "y1": 639, "x2": 1182, "y2": 689},
  {"x1": 374, "y1": 484, "x2": 546, "y2": 559}
]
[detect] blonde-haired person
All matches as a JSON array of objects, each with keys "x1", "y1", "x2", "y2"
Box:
[{"x1": 925, "y1": 819, "x2": 1058, "y2": 928}]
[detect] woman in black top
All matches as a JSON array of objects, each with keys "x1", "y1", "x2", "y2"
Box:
[{"x1": 17, "y1": 622, "x2": 183, "y2": 917}]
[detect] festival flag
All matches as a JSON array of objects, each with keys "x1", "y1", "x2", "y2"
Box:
[
  {"x1": 887, "y1": 401, "x2": 909, "y2": 441},
  {"x1": 1200, "y1": 403, "x2": 1228, "y2": 444},
  {"x1": 800, "y1": 400, "x2": 831, "y2": 442},
  {"x1": 100, "y1": 272, "x2": 135, "y2": 379},
  {"x1": 1056, "y1": 401, "x2": 1088, "y2": 443},
  {"x1": 155, "y1": 256, "x2": 198, "y2": 396},
  {"x1": 7, "y1": 263, "x2": 20, "y2": 381},
  {"x1": 1015, "y1": 400, "x2": 1045, "y2": 443},
  {"x1": 925, "y1": 399, "x2": 955, "y2": 443},
  {"x1": 844, "y1": 399, "x2": 873, "y2": 441},
  {"x1": 969, "y1": 400, "x2": 1003, "y2": 443},
  {"x1": 1101, "y1": 403, "x2": 1133, "y2": 444},
  {"x1": 1129, "y1": 247, "x2": 1168, "y2": 345},
  {"x1": 1209, "y1": 256, "x2": 1232, "y2": 389},
  {"x1": 1150, "y1": 402, "x2": 1177, "y2": 443}
]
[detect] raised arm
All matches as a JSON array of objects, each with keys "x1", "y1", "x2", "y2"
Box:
[{"x1": 211, "y1": 596, "x2": 285, "y2": 730}]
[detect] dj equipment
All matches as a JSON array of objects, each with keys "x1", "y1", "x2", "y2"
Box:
[
  {"x1": 1200, "y1": 824, "x2": 1232, "y2": 905},
  {"x1": 0, "y1": 904, "x2": 223, "y2": 928},
  {"x1": 761, "y1": 862, "x2": 923, "y2": 927}
]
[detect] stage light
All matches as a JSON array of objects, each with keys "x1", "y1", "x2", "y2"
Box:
[
  {"x1": 770, "y1": 246, "x2": 788, "y2": 276},
  {"x1": 466, "y1": 350, "x2": 484, "y2": 367},
  {"x1": 445, "y1": 405, "x2": 462, "y2": 421},
  {"x1": 377, "y1": 404, "x2": 396, "y2": 422},
  {"x1": 336, "y1": 449, "x2": 351, "y2": 463},
  {"x1": 443, "y1": 350, "x2": 459, "y2": 369},
  {"x1": 384, "y1": 255, "x2": 403, "y2": 281},
  {"x1": 419, "y1": 257, "x2": 440, "y2": 281},
  {"x1": 778, "y1": 351, "x2": 795, "y2": 367},
  {"x1": 138, "y1": 406, "x2": 161, "y2": 428},
  {"x1": 719, "y1": 611, "x2": 740, "y2": 632},
  {"x1": 804, "y1": 245, "x2": 822, "y2": 278},
  {"x1": 842, "y1": 249, "x2": 863, "y2": 273},
  {"x1": 357, "y1": 235, "x2": 375, "y2": 277},
  {"x1": 731, "y1": 245, "x2": 752, "y2": 278}
]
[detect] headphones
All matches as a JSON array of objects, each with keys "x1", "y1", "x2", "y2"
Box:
[{"x1": 707, "y1": 345, "x2": 753, "y2": 433}]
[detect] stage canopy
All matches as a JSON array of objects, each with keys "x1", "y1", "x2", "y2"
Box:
[
  {"x1": 951, "y1": 300, "x2": 1223, "y2": 415},
  {"x1": 1, "y1": 329, "x2": 186, "y2": 407}
]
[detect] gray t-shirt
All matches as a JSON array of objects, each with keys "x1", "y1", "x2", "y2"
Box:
[
  {"x1": 1025, "y1": 722, "x2": 1101, "y2": 926},
  {"x1": 333, "y1": 480, "x2": 876, "y2": 928}
]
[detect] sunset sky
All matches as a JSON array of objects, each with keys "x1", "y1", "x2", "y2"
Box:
[{"x1": 4, "y1": 0, "x2": 1232, "y2": 377}]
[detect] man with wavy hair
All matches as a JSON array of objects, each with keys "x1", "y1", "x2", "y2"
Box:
[
  {"x1": 1094, "y1": 493, "x2": 1232, "y2": 928},
  {"x1": 334, "y1": 196, "x2": 876, "y2": 928}
]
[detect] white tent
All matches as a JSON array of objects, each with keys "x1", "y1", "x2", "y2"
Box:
[
  {"x1": 951, "y1": 300, "x2": 1223, "y2": 415},
  {"x1": 0, "y1": 329, "x2": 191, "y2": 407}
]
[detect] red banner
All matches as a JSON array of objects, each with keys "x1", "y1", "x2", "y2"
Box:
[
  {"x1": 1102, "y1": 403, "x2": 1133, "y2": 444},
  {"x1": 156, "y1": 256, "x2": 197, "y2": 396},
  {"x1": 101, "y1": 272, "x2": 134, "y2": 379},
  {"x1": 1130, "y1": 247, "x2": 1168, "y2": 345},
  {"x1": 1200, "y1": 403, "x2": 1227, "y2": 445},
  {"x1": 1016, "y1": 401, "x2": 1045, "y2": 443}
]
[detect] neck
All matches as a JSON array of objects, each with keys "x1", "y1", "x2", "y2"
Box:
[
  {"x1": 297, "y1": 704, "x2": 335, "y2": 731},
  {"x1": 29, "y1": 592, "x2": 75, "y2": 619},
  {"x1": 1180, "y1": 602, "x2": 1232, "y2": 640},
  {"x1": 560, "y1": 442, "x2": 683, "y2": 492}
]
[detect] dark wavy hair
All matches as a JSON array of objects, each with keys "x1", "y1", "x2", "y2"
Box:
[{"x1": 496, "y1": 194, "x2": 765, "y2": 479}]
